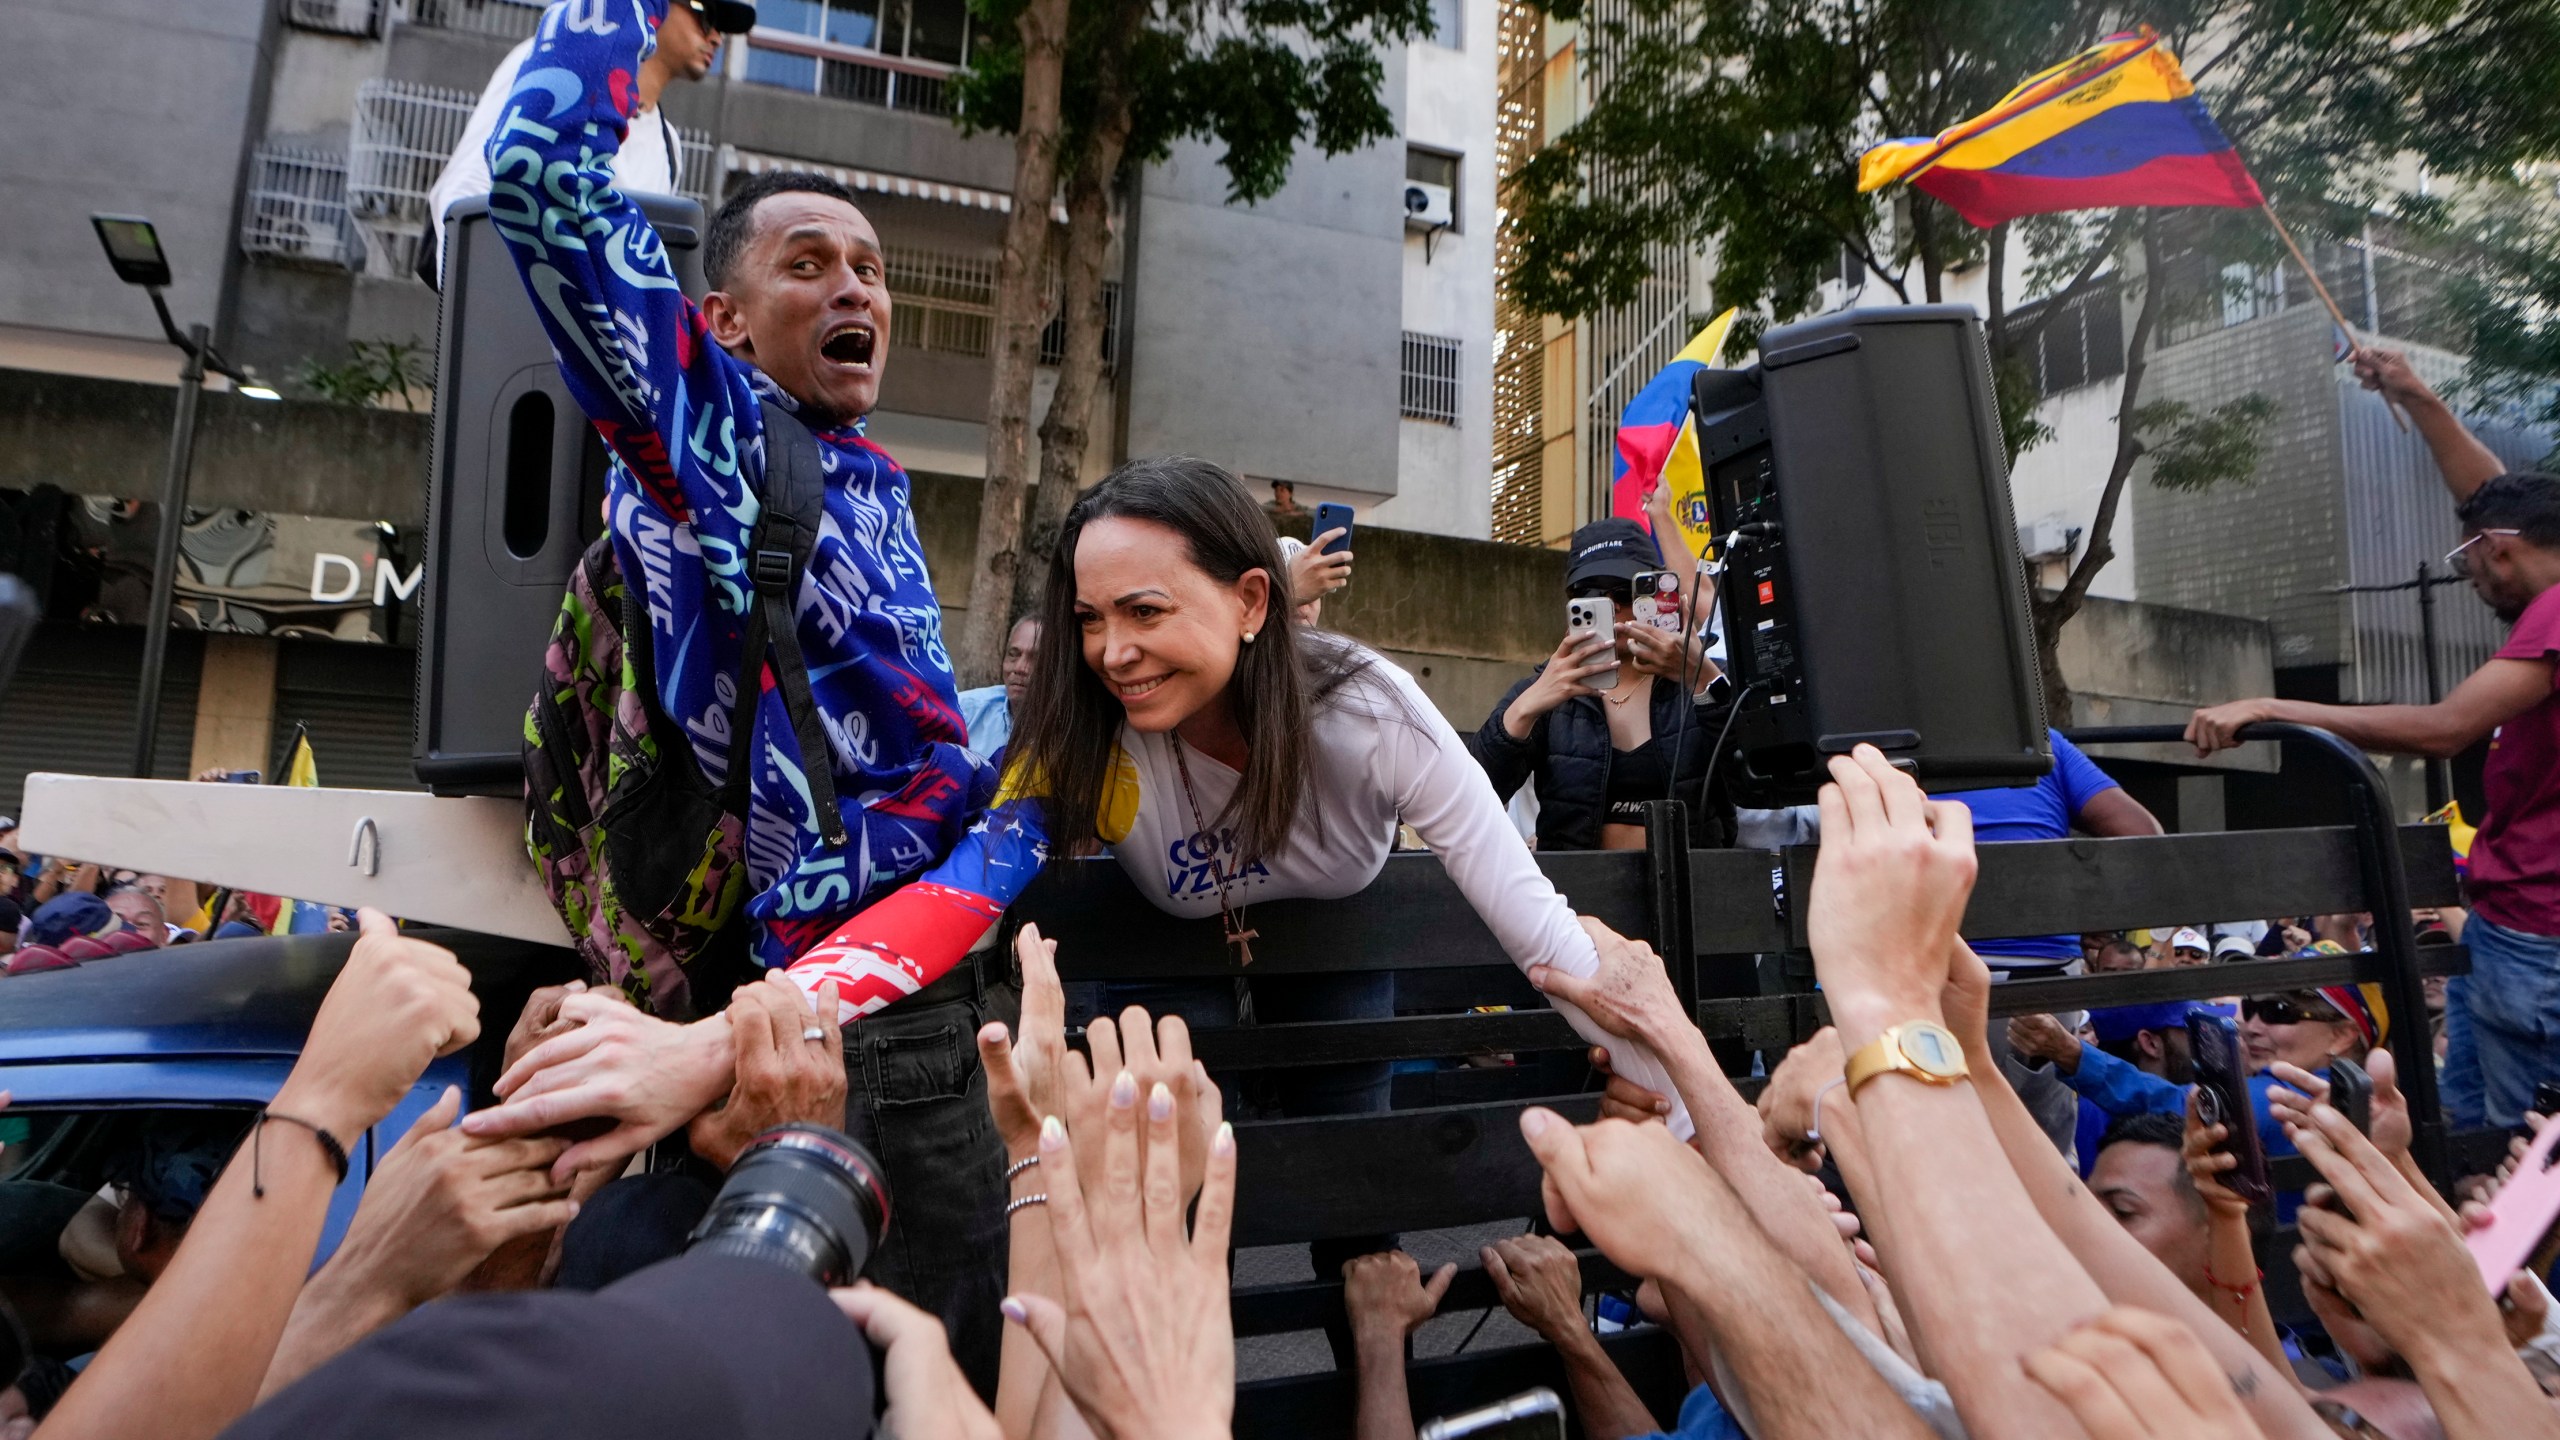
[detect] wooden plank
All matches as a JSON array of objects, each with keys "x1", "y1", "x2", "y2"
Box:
[
  {"x1": 1235, "y1": 1330, "x2": 1685, "y2": 1440},
  {"x1": 1763, "y1": 825, "x2": 2459, "y2": 953},
  {"x1": 1232, "y1": 1097, "x2": 1599, "y2": 1247},
  {"x1": 1017, "y1": 851, "x2": 1655, "y2": 979},
  {"x1": 16, "y1": 775, "x2": 572, "y2": 947}
]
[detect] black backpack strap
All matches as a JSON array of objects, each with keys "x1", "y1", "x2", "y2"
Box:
[{"x1": 731, "y1": 399, "x2": 850, "y2": 848}]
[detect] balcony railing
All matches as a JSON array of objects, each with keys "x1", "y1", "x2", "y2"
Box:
[
  {"x1": 743, "y1": 32, "x2": 959, "y2": 118},
  {"x1": 393, "y1": 0, "x2": 545, "y2": 40},
  {"x1": 242, "y1": 143, "x2": 360, "y2": 269}
]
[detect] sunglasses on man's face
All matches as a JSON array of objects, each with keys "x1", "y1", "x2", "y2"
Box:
[
  {"x1": 2242, "y1": 995, "x2": 2342, "y2": 1027},
  {"x1": 2447, "y1": 528, "x2": 2522, "y2": 577}
]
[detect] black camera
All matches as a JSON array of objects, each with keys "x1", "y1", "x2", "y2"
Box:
[{"x1": 685, "y1": 1125, "x2": 891, "y2": 1286}]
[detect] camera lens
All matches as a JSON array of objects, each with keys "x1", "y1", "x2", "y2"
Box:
[{"x1": 684, "y1": 1124, "x2": 891, "y2": 1286}]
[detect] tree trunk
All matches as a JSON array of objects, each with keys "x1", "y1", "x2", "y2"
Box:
[
  {"x1": 1012, "y1": 0, "x2": 1147, "y2": 621},
  {"x1": 951, "y1": 0, "x2": 1070, "y2": 686},
  {"x1": 2029, "y1": 210, "x2": 2165, "y2": 726}
]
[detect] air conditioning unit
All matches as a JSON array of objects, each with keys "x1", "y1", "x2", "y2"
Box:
[
  {"x1": 2017, "y1": 517, "x2": 2079, "y2": 561},
  {"x1": 1403, "y1": 182, "x2": 1454, "y2": 231}
]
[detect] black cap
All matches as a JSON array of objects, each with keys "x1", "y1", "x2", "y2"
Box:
[
  {"x1": 684, "y1": 0, "x2": 759, "y2": 33},
  {"x1": 1564, "y1": 517, "x2": 1662, "y2": 591}
]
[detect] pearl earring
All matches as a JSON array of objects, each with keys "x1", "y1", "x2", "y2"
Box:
[{"x1": 1242, "y1": 631, "x2": 1257, "y2": 643}]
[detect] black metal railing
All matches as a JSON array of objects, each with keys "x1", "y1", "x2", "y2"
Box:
[{"x1": 1005, "y1": 721, "x2": 2479, "y2": 1436}]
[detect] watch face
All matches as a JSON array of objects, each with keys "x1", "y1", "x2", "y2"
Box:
[{"x1": 1900, "y1": 1023, "x2": 1965, "y2": 1078}]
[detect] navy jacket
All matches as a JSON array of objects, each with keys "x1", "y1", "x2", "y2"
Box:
[{"x1": 1467, "y1": 670, "x2": 1740, "y2": 851}]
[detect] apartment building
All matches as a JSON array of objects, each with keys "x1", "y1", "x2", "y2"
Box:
[{"x1": 0, "y1": 0, "x2": 1503, "y2": 808}]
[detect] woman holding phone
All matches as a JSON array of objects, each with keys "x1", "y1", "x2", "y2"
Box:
[{"x1": 1469, "y1": 517, "x2": 1738, "y2": 852}]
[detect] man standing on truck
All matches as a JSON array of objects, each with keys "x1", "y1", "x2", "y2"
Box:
[
  {"x1": 466, "y1": 0, "x2": 1014, "y2": 1384},
  {"x1": 2188, "y1": 349, "x2": 2560, "y2": 1129}
]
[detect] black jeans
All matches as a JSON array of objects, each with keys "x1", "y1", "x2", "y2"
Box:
[{"x1": 837, "y1": 967, "x2": 1010, "y2": 1399}]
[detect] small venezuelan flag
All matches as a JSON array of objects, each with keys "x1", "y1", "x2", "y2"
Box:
[
  {"x1": 1610, "y1": 309, "x2": 1736, "y2": 528},
  {"x1": 1858, "y1": 28, "x2": 2262, "y2": 229}
]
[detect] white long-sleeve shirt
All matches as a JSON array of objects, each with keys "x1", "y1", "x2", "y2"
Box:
[
  {"x1": 421, "y1": 36, "x2": 681, "y2": 283},
  {"x1": 784, "y1": 642, "x2": 1696, "y2": 1136}
]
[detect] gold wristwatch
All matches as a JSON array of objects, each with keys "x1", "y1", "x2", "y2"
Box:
[{"x1": 1844, "y1": 1021, "x2": 1970, "y2": 1096}]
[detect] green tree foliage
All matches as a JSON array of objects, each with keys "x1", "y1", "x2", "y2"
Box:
[
  {"x1": 1507, "y1": 0, "x2": 2560, "y2": 714},
  {"x1": 298, "y1": 338, "x2": 432, "y2": 412},
  {"x1": 953, "y1": 0, "x2": 1434, "y2": 203}
]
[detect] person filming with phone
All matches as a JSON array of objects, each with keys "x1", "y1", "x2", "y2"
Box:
[{"x1": 1468, "y1": 518, "x2": 1737, "y2": 852}]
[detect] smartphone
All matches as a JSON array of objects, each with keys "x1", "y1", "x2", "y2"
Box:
[
  {"x1": 1311, "y1": 502, "x2": 1355, "y2": 556},
  {"x1": 1566, "y1": 596, "x2": 1619, "y2": 692},
  {"x1": 1419, "y1": 1388, "x2": 1565, "y2": 1440},
  {"x1": 2472, "y1": 1117, "x2": 2560, "y2": 1292},
  {"x1": 223, "y1": 770, "x2": 263, "y2": 785},
  {"x1": 2189, "y1": 1013, "x2": 2272, "y2": 1208},
  {"x1": 1631, "y1": 569, "x2": 1684, "y2": 633},
  {"x1": 2327, "y1": 1055, "x2": 2372, "y2": 1136}
]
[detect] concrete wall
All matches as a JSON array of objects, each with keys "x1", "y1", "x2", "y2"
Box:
[
  {"x1": 2057, "y1": 592, "x2": 2278, "y2": 773},
  {"x1": 2133, "y1": 306, "x2": 2349, "y2": 669},
  {"x1": 0, "y1": 369, "x2": 432, "y2": 525},
  {"x1": 1122, "y1": 69, "x2": 1409, "y2": 497},
  {"x1": 0, "y1": 0, "x2": 270, "y2": 352}
]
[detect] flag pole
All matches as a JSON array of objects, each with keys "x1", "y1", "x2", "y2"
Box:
[{"x1": 2255, "y1": 196, "x2": 2410, "y2": 432}]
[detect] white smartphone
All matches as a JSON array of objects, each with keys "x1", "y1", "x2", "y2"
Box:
[{"x1": 1566, "y1": 596, "x2": 1620, "y2": 691}]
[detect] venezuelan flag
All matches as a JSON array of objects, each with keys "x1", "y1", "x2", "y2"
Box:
[
  {"x1": 1610, "y1": 309, "x2": 1736, "y2": 527},
  {"x1": 1858, "y1": 29, "x2": 2262, "y2": 229}
]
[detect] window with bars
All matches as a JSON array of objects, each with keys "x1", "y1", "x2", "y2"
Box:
[
  {"x1": 1400, "y1": 332, "x2": 1462, "y2": 424},
  {"x1": 242, "y1": 144, "x2": 358, "y2": 269},
  {"x1": 884, "y1": 246, "x2": 996, "y2": 355},
  {"x1": 285, "y1": 0, "x2": 382, "y2": 37},
  {"x1": 2000, "y1": 285, "x2": 2126, "y2": 401},
  {"x1": 1039, "y1": 282, "x2": 1121, "y2": 367}
]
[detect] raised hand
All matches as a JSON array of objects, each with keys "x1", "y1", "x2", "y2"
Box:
[
  {"x1": 460, "y1": 992, "x2": 735, "y2": 1184},
  {"x1": 1291, "y1": 530, "x2": 1354, "y2": 603},
  {"x1": 2287, "y1": 1101, "x2": 2502, "y2": 1367},
  {"x1": 1805, "y1": 746, "x2": 1978, "y2": 1042},
  {"x1": 687, "y1": 973, "x2": 848, "y2": 1170},
  {"x1": 1068, "y1": 1004, "x2": 1221, "y2": 1207},
  {"x1": 1527, "y1": 917, "x2": 1686, "y2": 1049},
  {"x1": 1587, "y1": 1047, "x2": 1673, "y2": 1124},
  {"x1": 1006, "y1": 1079, "x2": 1238, "y2": 1440},
  {"x1": 1343, "y1": 1250, "x2": 1455, "y2": 1347},
  {"x1": 2023, "y1": 1307, "x2": 2268, "y2": 1440},
  {"x1": 981, "y1": 924, "x2": 1071, "y2": 1158},
  {"x1": 1517, "y1": 1109, "x2": 1729, "y2": 1281},
  {"x1": 271, "y1": 909, "x2": 480, "y2": 1142},
  {"x1": 2184, "y1": 701, "x2": 2274, "y2": 758},
  {"x1": 1502, "y1": 631, "x2": 1618, "y2": 739},
  {"x1": 2181, "y1": 1093, "x2": 2254, "y2": 1223},
  {"x1": 1756, "y1": 1027, "x2": 1846, "y2": 1174},
  {"x1": 1481, "y1": 1233, "x2": 1586, "y2": 1344},
  {"x1": 2007, "y1": 1014, "x2": 2084, "y2": 1073},
  {"x1": 318, "y1": 1087, "x2": 575, "y2": 1309},
  {"x1": 834, "y1": 1282, "x2": 1004, "y2": 1440}
]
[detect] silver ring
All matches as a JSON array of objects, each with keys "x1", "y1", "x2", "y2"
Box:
[{"x1": 801, "y1": 1026, "x2": 828, "y2": 1043}]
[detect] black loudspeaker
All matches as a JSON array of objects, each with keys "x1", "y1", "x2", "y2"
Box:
[
  {"x1": 415, "y1": 194, "x2": 706, "y2": 793},
  {"x1": 1692, "y1": 305, "x2": 2048, "y2": 805}
]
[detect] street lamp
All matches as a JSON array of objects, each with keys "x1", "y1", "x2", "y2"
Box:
[{"x1": 89, "y1": 214, "x2": 280, "y2": 780}]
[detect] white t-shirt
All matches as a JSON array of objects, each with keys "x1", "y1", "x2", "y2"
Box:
[
  {"x1": 422, "y1": 36, "x2": 682, "y2": 282},
  {"x1": 1109, "y1": 649, "x2": 1694, "y2": 1135}
]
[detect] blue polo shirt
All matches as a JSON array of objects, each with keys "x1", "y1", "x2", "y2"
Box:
[{"x1": 1943, "y1": 730, "x2": 2122, "y2": 964}]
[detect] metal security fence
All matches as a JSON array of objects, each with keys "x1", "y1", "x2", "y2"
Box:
[
  {"x1": 884, "y1": 247, "x2": 996, "y2": 357},
  {"x1": 242, "y1": 143, "x2": 359, "y2": 269},
  {"x1": 1400, "y1": 331, "x2": 1462, "y2": 424}
]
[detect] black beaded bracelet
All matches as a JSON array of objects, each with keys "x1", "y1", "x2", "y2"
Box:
[{"x1": 253, "y1": 1110, "x2": 350, "y2": 1197}]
